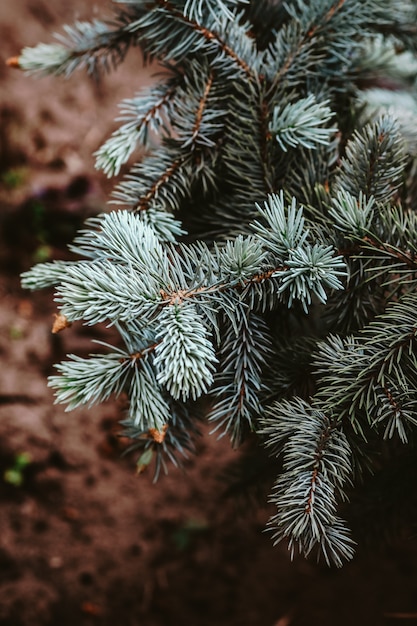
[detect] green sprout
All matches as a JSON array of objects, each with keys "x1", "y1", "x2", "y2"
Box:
[
  {"x1": 0, "y1": 167, "x2": 27, "y2": 190},
  {"x1": 4, "y1": 452, "x2": 32, "y2": 486}
]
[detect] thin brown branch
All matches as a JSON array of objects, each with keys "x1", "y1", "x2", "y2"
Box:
[
  {"x1": 275, "y1": 0, "x2": 348, "y2": 86},
  {"x1": 137, "y1": 158, "x2": 183, "y2": 211},
  {"x1": 305, "y1": 422, "x2": 333, "y2": 515},
  {"x1": 364, "y1": 131, "x2": 385, "y2": 198},
  {"x1": 159, "y1": 266, "x2": 285, "y2": 304},
  {"x1": 305, "y1": 468, "x2": 319, "y2": 515},
  {"x1": 139, "y1": 85, "x2": 177, "y2": 132},
  {"x1": 119, "y1": 342, "x2": 160, "y2": 364},
  {"x1": 362, "y1": 235, "x2": 417, "y2": 269},
  {"x1": 382, "y1": 384, "x2": 401, "y2": 414},
  {"x1": 191, "y1": 69, "x2": 214, "y2": 143},
  {"x1": 338, "y1": 235, "x2": 417, "y2": 270},
  {"x1": 136, "y1": 72, "x2": 215, "y2": 212},
  {"x1": 258, "y1": 81, "x2": 274, "y2": 193},
  {"x1": 307, "y1": 0, "x2": 347, "y2": 38}
]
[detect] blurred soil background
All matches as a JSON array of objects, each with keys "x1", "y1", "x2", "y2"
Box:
[{"x1": 1, "y1": 2, "x2": 417, "y2": 625}]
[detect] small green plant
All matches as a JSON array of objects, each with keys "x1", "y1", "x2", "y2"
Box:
[
  {"x1": 32, "y1": 244, "x2": 52, "y2": 264},
  {"x1": 0, "y1": 167, "x2": 27, "y2": 190},
  {"x1": 172, "y1": 517, "x2": 210, "y2": 551},
  {"x1": 4, "y1": 452, "x2": 32, "y2": 487},
  {"x1": 9, "y1": 325, "x2": 25, "y2": 340}
]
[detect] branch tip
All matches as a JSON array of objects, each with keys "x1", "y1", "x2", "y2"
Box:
[{"x1": 6, "y1": 56, "x2": 21, "y2": 69}]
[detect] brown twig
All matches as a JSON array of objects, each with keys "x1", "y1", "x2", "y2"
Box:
[
  {"x1": 137, "y1": 158, "x2": 183, "y2": 211},
  {"x1": 119, "y1": 342, "x2": 160, "y2": 364},
  {"x1": 305, "y1": 423, "x2": 333, "y2": 515},
  {"x1": 191, "y1": 70, "x2": 214, "y2": 143}
]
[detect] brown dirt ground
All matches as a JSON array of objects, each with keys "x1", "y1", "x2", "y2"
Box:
[{"x1": 1, "y1": 2, "x2": 417, "y2": 625}]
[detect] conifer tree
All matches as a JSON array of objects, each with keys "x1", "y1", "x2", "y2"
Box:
[{"x1": 14, "y1": 0, "x2": 417, "y2": 566}]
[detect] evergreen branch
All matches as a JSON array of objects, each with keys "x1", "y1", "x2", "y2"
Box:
[
  {"x1": 49, "y1": 342, "x2": 168, "y2": 430},
  {"x1": 275, "y1": 244, "x2": 347, "y2": 313},
  {"x1": 154, "y1": 303, "x2": 218, "y2": 400},
  {"x1": 359, "y1": 295, "x2": 417, "y2": 387},
  {"x1": 329, "y1": 190, "x2": 375, "y2": 237},
  {"x1": 120, "y1": 399, "x2": 199, "y2": 481},
  {"x1": 113, "y1": 150, "x2": 190, "y2": 213},
  {"x1": 262, "y1": 0, "x2": 359, "y2": 89},
  {"x1": 209, "y1": 310, "x2": 271, "y2": 445},
  {"x1": 303, "y1": 0, "x2": 348, "y2": 38},
  {"x1": 21, "y1": 260, "x2": 78, "y2": 290},
  {"x1": 334, "y1": 116, "x2": 407, "y2": 203},
  {"x1": 360, "y1": 235, "x2": 417, "y2": 272},
  {"x1": 127, "y1": 357, "x2": 170, "y2": 429},
  {"x1": 220, "y1": 79, "x2": 272, "y2": 200},
  {"x1": 262, "y1": 20, "x2": 320, "y2": 88},
  {"x1": 153, "y1": 0, "x2": 253, "y2": 76},
  {"x1": 182, "y1": 0, "x2": 248, "y2": 22},
  {"x1": 114, "y1": 62, "x2": 222, "y2": 213},
  {"x1": 260, "y1": 399, "x2": 354, "y2": 566},
  {"x1": 216, "y1": 235, "x2": 267, "y2": 284},
  {"x1": 324, "y1": 257, "x2": 386, "y2": 333},
  {"x1": 69, "y1": 210, "x2": 169, "y2": 271},
  {"x1": 49, "y1": 352, "x2": 130, "y2": 410},
  {"x1": 137, "y1": 156, "x2": 184, "y2": 211},
  {"x1": 95, "y1": 79, "x2": 178, "y2": 176},
  {"x1": 258, "y1": 84, "x2": 274, "y2": 193},
  {"x1": 19, "y1": 0, "x2": 417, "y2": 567},
  {"x1": 269, "y1": 95, "x2": 336, "y2": 152},
  {"x1": 18, "y1": 19, "x2": 133, "y2": 77},
  {"x1": 315, "y1": 296, "x2": 417, "y2": 440},
  {"x1": 251, "y1": 190, "x2": 309, "y2": 260},
  {"x1": 126, "y1": 1, "x2": 255, "y2": 77},
  {"x1": 158, "y1": 248, "x2": 343, "y2": 314},
  {"x1": 170, "y1": 59, "x2": 226, "y2": 152},
  {"x1": 55, "y1": 260, "x2": 164, "y2": 325},
  {"x1": 375, "y1": 382, "x2": 417, "y2": 443}
]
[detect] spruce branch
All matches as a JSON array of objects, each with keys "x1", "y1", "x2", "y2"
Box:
[
  {"x1": 95, "y1": 78, "x2": 178, "y2": 176},
  {"x1": 329, "y1": 190, "x2": 376, "y2": 237},
  {"x1": 121, "y1": 399, "x2": 199, "y2": 481},
  {"x1": 18, "y1": 19, "x2": 133, "y2": 77},
  {"x1": 315, "y1": 295, "x2": 417, "y2": 442},
  {"x1": 21, "y1": 260, "x2": 78, "y2": 290},
  {"x1": 114, "y1": 150, "x2": 189, "y2": 213},
  {"x1": 154, "y1": 303, "x2": 218, "y2": 400},
  {"x1": 251, "y1": 192, "x2": 309, "y2": 259},
  {"x1": 209, "y1": 309, "x2": 271, "y2": 445},
  {"x1": 49, "y1": 352, "x2": 132, "y2": 411},
  {"x1": 126, "y1": 1, "x2": 256, "y2": 76},
  {"x1": 18, "y1": 0, "x2": 417, "y2": 567},
  {"x1": 334, "y1": 115, "x2": 407, "y2": 203},
  {"x1": 260, "y1": 399, "x2": 355, "y2": 566},
  {"x1": 269, "y1": 95, "x2": 337, "y2": 152}
]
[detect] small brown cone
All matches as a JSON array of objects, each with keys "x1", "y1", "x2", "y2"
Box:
[
  {"x1": 6, "y1": 56, "x2": 21, "y2": 68},
  {"x1": 148, "y1": 423, "x2": 169, "y2": 444},
  {"x1": 52, "y1": 313, "x2": 72, "y2": 334}
]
